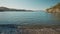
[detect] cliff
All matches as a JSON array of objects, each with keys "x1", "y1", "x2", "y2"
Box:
[
  {"x1": 46, "y1": 3, "x2": 60, "y2": 17},
  {"x1": 46, "y1": 3, "x2": 60, "y2": 13}
]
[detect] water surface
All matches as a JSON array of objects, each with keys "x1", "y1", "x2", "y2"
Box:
[{"x1": 0, "y1": 11, "x2": 60, "y2": 25}]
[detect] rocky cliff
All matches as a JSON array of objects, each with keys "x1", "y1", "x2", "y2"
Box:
[
  {"x1": 46, "y1": 3, "x2": 60, "y2": 17},
  {"x1": 46, "y1": 3, "x2": 60, "y2": 13}
]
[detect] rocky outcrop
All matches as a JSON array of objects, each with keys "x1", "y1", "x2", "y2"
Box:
[
  {"x1": 46, "y1": 3, "x2": 60, "y2": 13},
  {"x1": 46, "y1": 3, "x2": 60, "y2": 17}
]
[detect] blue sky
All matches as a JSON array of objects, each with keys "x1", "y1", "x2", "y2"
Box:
[{"x1": 0, "y1": 0, "x2": 60, "y2": 10}]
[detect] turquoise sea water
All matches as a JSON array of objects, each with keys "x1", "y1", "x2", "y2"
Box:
[{"x1": 0, "y1": 11, "x2": 60, "y2": 25}]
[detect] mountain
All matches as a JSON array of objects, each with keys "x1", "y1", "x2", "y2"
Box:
[
  {"x1": 46, "y1": 3, "x2": 60, "y2": 13},
  {"x1": 0, "y1": 7, "x2": 27, "y2": 11}
]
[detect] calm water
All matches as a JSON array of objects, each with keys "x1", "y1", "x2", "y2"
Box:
[
  {"x1": 0, "y1": 11, "x2": 60, "y2": 34},
  {"x1": 0, "y1": 11, "x2": 60, "y2": 25}
]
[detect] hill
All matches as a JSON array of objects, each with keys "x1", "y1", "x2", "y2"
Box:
[
  {"x1": 46, "y1": 3, "x2": 60, "y2": 13},
  {"x1": 0, "y1": 7, "x2": 27, "y2": 11}
]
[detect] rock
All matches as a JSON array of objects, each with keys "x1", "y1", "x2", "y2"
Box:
[{"x1": 46, "y1": 3, "x2": 60, "y2": 13}]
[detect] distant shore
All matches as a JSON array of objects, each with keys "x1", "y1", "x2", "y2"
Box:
[{"x1": 0, "y1": 7, "x2": 33, "y2": 12}]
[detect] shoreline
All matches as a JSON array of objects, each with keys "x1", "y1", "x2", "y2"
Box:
[{"x1": 0, "y1": 24, "x2": 60, "y2": 29}]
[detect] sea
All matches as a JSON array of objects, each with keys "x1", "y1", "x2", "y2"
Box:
[{"x1": 0, "y1": 11, "x2": 60, "y2": 34}]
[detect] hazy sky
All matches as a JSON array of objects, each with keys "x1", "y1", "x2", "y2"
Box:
[{"x1": 0, "y1": 0, "x2": 60, "y2": 10}]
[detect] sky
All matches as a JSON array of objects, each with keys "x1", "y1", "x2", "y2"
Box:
[{"x1": 0, "y1": 0, "x2": 60, "y2": 10}]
